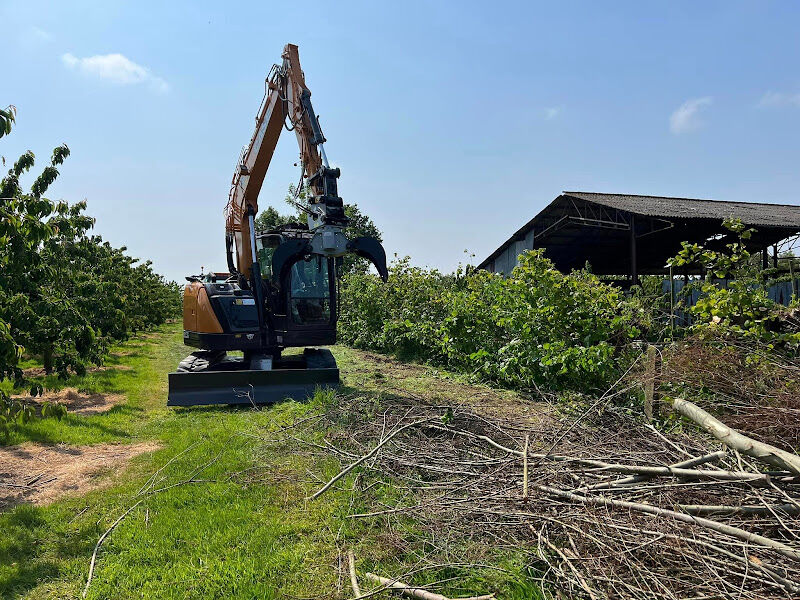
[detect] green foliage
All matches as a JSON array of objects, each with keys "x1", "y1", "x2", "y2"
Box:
[
  {"x1": 668, "y1": 218, "x2": 798, "y2": 346},
  {"x1": 0, "y1": 105, "x2": 15, "y2": 140},
  {"x1": 340, "y1": 251, "x2": 640, "y2": 392},
  {"x1": 254, "y1": 205, "x2": 298, "y2": 230}
]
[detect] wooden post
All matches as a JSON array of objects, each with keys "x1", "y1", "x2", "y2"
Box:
[
  {"x1": 763, "y1": 248, "x2": 768, "y2": 270},
  {"x1": 773, "y1": 244, "x2": 779, "y2": 269},
  {"x1": 522, "y1": 434, "x2": 529, "y2": 501},
  {"x1": 644, "y1": 345, "x2": 657, "y2": 421}
]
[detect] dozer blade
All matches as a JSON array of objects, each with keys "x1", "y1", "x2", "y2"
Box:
[
  {"x1": 167, "y1": 349, "x2": 339, "y2": 407},
  {"x1": 167, "y1": 368, "x2": 339, "y2": 406}
]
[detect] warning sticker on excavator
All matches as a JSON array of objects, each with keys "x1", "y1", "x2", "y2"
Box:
[{"x1": 234, "y1": 299, "x2": 256, "y2": 305}]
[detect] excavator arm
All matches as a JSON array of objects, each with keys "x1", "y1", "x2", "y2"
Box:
[{"x1": 224, "y1": 43, "x2": 382, "y2": 280}]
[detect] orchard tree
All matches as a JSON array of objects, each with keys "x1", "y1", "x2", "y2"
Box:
[{"x1": 1, "y1": 106, "x2": 180, "y2": 379}]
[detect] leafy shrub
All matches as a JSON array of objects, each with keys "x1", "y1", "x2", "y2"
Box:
[
  {"x1": 340, "y1": 251, "x2": 640, "y2": 392},
  {"x1": 668, "y1": 218, "x2": 799, "y2": 347}
]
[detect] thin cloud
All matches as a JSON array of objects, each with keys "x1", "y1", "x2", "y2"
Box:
[
  {"x1": 544, "y1": 106, "x2": 564, "y2": 120},
  {"x1": 61, "y1": 53, "x2": 169, "y2": 93},
  {"x1": 758, "y1": 91, "x2": 800, "y2": 108},
  {"x1": 669, "y1": 97, "x2": 712, "y2": 135},
  {"x1": 29, "y1": 26, "x2": 52, "y2": 42},
  {"x1": 18, "y1": 26, "x2": 52, "y2": 47}
]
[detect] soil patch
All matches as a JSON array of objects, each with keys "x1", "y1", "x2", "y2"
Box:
[
  {"x1": 0, "y1": 441, "x2": 160, "y2": 509},
  {"x1": 22, "y1": 364, "x2": 133, "y2": 378},
  {"x1": 13, "y1": 388, "x2": 127, "y2": 415}
]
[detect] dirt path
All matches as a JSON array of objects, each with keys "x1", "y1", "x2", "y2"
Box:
[
  {"x1": 12, "y1": 388, "x2": 127, "y2": 415},
  {"x1": 0, "y1": 441, "x2": 160, "y2": 509}
]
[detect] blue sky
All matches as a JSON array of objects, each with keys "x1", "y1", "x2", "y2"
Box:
[{"x1": 2, "y1": 0, "x2": 800, "y2": 282}]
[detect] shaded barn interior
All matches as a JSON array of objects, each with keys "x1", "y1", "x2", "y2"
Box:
[{"x1": 478, "y1": 192, "x2": 800, "y2": 282}]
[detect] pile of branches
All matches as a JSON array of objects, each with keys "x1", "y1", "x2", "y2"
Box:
[
  {"x1": 270, "y1": 387, "x2": 800, "y2": 599},
  {"x1": 662, "y1": 335, "x2": 800, "y2": 450}
]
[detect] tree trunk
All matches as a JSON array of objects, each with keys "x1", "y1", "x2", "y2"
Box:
[{"x1": 43, "y1": 346, "x2": 54, "y2": 374}]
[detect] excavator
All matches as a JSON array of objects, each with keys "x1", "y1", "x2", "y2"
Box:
[{"x1": 167, "y1": 44, "x2": 387, "y2": 406}]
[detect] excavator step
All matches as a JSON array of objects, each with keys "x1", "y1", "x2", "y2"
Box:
[{"x1": 167, "y1": 349, "x2": 339, "y2": 407}]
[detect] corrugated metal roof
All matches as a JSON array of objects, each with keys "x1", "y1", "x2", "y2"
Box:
[
  {"x1": 564, "y1": 192, "x2": 800, "y2": 227},
  {"x1": 477, "y1": 191, "x2": 800, "y2": 271}
]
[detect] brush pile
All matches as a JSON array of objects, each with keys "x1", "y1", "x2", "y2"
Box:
[
  {"x1": 273, "y1": 374, "x2": 800, "y2": 599},
  {"x1": 663, "y1": 336, "x2": 800, "y2": 450}
]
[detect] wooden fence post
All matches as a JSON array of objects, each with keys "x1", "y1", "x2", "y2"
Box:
[{"x1": 644, "y1": 345, "x2": 657, "y2": 421}]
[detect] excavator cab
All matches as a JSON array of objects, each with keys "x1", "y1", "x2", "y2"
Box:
[{"x1": 257, "y1": 231, "x2": 334, "y2": 328}]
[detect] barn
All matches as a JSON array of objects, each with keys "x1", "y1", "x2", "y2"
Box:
[{"x1": 478, "y1": 192, "x2": 800, "y2": 285}]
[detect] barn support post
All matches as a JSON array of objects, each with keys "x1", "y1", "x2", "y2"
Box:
[
  {"x1": 773, "y1": 244, "x2": 779, "y2": 269},
  {"x1": 762, "y1": 248, "x2": 768, "y2": 271},
  {"x1": 669, "y1": 264, "x2": 675, "y2": 334},
  {"x1": 629, "y1": 215, "x2": 638, "y2": 286}
]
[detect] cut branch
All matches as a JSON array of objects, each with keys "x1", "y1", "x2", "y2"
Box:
[
  {"x1": 308, "y1": 419, "x2": 428, "y2": 500},
  {"x1": 348, "y1": 549, "x2": 362, "y2": 598},
  {"x1": 363, "y1": 572, "x2": 494, "y2": 600},
  {"x1": 536, "y1": 484, "x2": 800, "y2": 563},
  {"x1": 83, "y1": 500, "x2": 143, "y2": 597},
  {"x1": 586, "y1": 450, "x2": 727, "y2": 490}
]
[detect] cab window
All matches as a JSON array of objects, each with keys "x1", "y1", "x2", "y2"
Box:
[
  {"x1": 289, "y1": 257, "x2": 331, "y2": 325},
  {"x1": 256, "y1": 234, "x2": 281, "y2": 280}
]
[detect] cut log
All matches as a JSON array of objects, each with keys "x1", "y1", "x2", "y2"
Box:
[{"x1": 670, "y1": 397, "x2": 800, "y2": 476}]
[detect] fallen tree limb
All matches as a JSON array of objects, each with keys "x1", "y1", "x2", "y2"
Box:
[
  {"x1": 677, "y1": 503, "x2": 800, "y2": 516},
  {"x1": 430, "y1": 425, "x2": 759, "y2": 484},
  {"x1": 670, "y1": 397, "x2": 800, "y2": 475},
  {"x1": 586, "y1": 450, "x2": 727, "y2": 490},
  {"x1": 536, "y1": 484, "x2": 800, "y2": 563},
  {"x1": 590, "y1": 464, "x2": 769, "y2": 483},
  {"x1": 347, "y1": 550, "x2": 362, "y2": 598},
  {"x1": 363, "y1": 572, "x2": 494, "y2": 600},
  {"x1": 83, "y1": 499, "x2": 143, "y2": 597},
  {"x1": 308, "y1": 419, "x2": 428, "y2": 500}
]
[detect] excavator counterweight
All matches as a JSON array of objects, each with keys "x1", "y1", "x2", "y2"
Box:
[{"x1": 167, "y1": 44, "x2": 387, "y2": 407}]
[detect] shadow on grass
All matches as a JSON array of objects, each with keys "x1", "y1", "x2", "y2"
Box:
[
  {"x1": 7, "y1": 411, "x2": 135, "y2": 445},
  {"x1": 0, "y1": 505, "x2": 97, "y2": 598}
]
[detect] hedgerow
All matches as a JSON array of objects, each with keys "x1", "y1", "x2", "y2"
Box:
[{"x1": 339, "y1": 251, "x2": 641, "y2": 392}]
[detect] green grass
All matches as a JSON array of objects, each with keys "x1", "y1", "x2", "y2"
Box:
[{"x1": 0, "y1": 326, "x2": 543, "y2": 599}]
